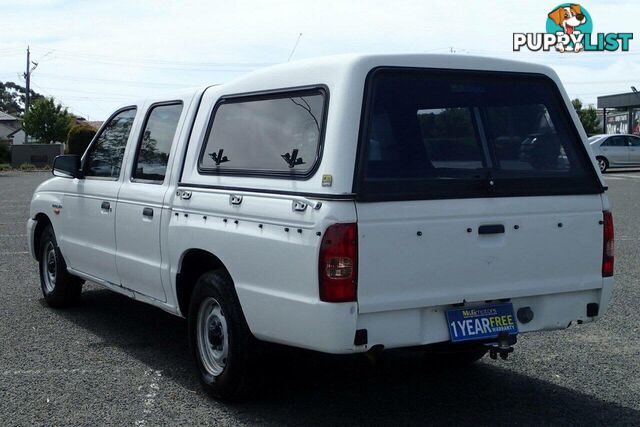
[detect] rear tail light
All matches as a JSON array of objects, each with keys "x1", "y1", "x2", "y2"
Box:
[
  {"x1": 602, "y1": 210, "x2": 614, "y2": 277},
  {"x1": 319, "y1": 223, "x2": 357, "y2": 302}
]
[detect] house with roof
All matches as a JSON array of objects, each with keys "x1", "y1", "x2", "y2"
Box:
[
  {"x1": 8, "y1": 128, "x2": 26, "y2": 144},
  {"x1": 0, "y1": 111, "x2": 26, "y2": 144}
]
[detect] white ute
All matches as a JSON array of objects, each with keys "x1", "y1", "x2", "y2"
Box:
[{"x1": 27, "y1": 54, "x2": 615, "y2": 400}]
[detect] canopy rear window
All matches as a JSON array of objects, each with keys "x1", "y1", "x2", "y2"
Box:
[{"x1": 355, "y1": 68, "x2": 602, "y2": 201}]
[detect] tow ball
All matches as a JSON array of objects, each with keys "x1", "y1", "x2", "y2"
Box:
[{"x1": 485, "y1": 332, "x2": 517, "y2": 360}]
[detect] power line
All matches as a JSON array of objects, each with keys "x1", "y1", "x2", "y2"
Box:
[
  {"x1": 31, "y1": 82, "x2": 114, "y2": 118},
  {"x1": 35, "y1": 72, "x2": 197, "y2": 88},
  {"x1": 25, "y1": 83, "x2": 140, "y2": 98},
  {"x1": 28, "y1": 46, "x2": 276, "y2": 71}
]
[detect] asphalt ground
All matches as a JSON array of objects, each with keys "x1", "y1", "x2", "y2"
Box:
[{"x1": 0, "y1": 171, "x2": 639, "y2": 426}]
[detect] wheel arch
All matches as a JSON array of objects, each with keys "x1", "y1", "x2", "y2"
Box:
[
  {"x1": 175, "y1": 248, "x2": 233, "y2": 318},
  {"x1": 33, "y1": 213, "x2": 53, "y2": 261}
]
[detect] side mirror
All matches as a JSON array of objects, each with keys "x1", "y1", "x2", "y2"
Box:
[{"x1": 52, "y1": 155, "x2": 82, "y2": 179}]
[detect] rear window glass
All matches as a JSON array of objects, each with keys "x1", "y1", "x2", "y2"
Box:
[
  {"x1": 132, "y1": 102, "x2": 183, "y2": 182},
  {"x1": 356, "y1": 69, "x2": 601, "y2": 200},
  {"x1": 602, "y1": 136, "x2": 627, "y2": 147},
  {"x1": 588, "y1": 135, "x2": 603, "y2": 143},
  {"x1": 199, "y1": 89, "x2": 326, "y2": 177}
]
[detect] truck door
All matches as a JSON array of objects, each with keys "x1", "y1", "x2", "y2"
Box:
[
  {"x1": 115, "y1": 102, "x2": 184, "y2": 301},
  {"x1": 60, "y1": 107, "x2": 137, "y2": 285}
]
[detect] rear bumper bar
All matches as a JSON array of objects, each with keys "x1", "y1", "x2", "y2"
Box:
[
  {"x1": 357, "y1": 285, "x2": 613, "y2": 351},
  {"x1": 239, "y1": 282, "x2": 613, "y2": 354}
]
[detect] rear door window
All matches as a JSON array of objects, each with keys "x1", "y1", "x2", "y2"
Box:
[
  {"x1": 604, "y1": 136, "x2": 627, "y2": 147},
  {"x1": 132, "y1": 102, "x2": 183, "y2": 182},
  {"x1": 356, "y1": 69, "x2": 601, "y2": 200}
]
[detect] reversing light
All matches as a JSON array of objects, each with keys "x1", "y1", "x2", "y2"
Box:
[{"x1": 319, "y1": 223, "x2": 357, "y2": 302}]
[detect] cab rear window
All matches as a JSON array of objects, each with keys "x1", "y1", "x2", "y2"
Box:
[{"x1": 355, "y1": 68, "x2": 602, "y2": 201}]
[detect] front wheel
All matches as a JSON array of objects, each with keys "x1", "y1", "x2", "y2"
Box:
[
  {"x1": 38, "y1": 225, "x2": 83, "y2": 308},
  {"x1": 188, "y1": 270, "x2": 255, "y2": 401},
  {"x1": 597, "y1": 156, "x2": 608, "y2": 173}
]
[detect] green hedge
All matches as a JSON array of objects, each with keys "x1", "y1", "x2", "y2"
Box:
[
  {"x1": 67, "y1": 125, "x2": 96, "y2": 155},
  {"x1": 18, "y1": 162, "x2": 36, "y2": 171}
]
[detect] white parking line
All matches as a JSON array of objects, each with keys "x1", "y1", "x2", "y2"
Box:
[{"x1": 605, "y1": 174, "x2": 640, "y2": 180}]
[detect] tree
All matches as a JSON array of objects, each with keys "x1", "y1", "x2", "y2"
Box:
[
  {"x1": 0, "y1": 81, "x2": 43, "y2": 117},
  {"x1": 23, "y1": 97, "x2": 73, "y2": 144},
  {"x1": 572, "y1": 98, "x2": 600, "y2": 136},
  {"x1": 67, "y1": 125, "x2": 96, "y2": 155}
]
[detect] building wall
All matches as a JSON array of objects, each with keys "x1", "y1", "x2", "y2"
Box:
[
  {"x1": 10, "y1": 143, "x2": 63, "y2": 167},
  {"x1": 0, "y1": 122, "x2": 19, "y2": 139},
  {"x1": 10, "y1": 130, "x2": 25, "y2": 145}
]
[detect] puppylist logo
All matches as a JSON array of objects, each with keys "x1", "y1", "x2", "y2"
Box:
[{"x1": 513, "y1": 4, "x2": 633, "y2": 53}]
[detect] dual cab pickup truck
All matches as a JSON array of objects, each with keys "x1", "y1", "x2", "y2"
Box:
[{"x1": 27, "y1": 54, "x2": 614, "y2": 400}]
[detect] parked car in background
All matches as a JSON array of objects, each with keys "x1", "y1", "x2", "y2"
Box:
[
  {"x1": 589, "y1": 134, "x2": 640, "y2": 172},
  {"x1": 27, "y1": 54, "x2": 614, "y2": 401}
]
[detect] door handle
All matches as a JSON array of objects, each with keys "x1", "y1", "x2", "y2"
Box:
[
  {"x1": 143, "y1": 207, "x2": 154, "y2": 218},
  {"x1": 101, "y1": 201, "x2": 111, "y2": 211},
  {"x1": 176, "y1": 189, "x2": 192, "y2": 200},
  {"x1": 478, "y1": 224, "x2": 505, "y2": 235},
  {"x1": 229, "y1": 194, "x2": 243, "y2": 205}
]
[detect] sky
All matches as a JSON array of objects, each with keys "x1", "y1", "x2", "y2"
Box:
[{"x1": 0, "y1": 0, "x2": 638, "y2": 120}]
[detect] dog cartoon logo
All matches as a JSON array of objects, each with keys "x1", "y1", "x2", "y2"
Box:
[
  {"x1": 546, "y1": 4, "x2": 590, "y2": 52},
  {"x1": 514, "y1": 4, "x2": 632, "y2": 53}
]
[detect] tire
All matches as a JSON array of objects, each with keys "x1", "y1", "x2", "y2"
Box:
[
  {"x1": 597, "y1": 156, "x2": 608, "y2": 173},
  {"x1": 421, "y1": 342, "x2": 488, "y2": 367},
  {"x1": 38, "y1": 225, "x2": 83, "y2": 308},
  {"x1": 188, "y1": 270, "x2": 255, "y2": 401}
]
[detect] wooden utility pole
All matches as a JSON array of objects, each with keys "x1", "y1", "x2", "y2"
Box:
[
  {"x1": 23, "y1": 46, "x2": 40, "y2": 143},
  {"x1": 24, "y1": 46, "x2": 31, "y2": 115}
]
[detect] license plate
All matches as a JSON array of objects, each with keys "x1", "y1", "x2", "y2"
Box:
[{"x1": 446, "y1": 303, "x2": 518, "y2": 343}]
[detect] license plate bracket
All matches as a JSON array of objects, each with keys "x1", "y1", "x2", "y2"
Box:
[{"x1": 446, "y1": 303, "x2": 518, "y2": 343}]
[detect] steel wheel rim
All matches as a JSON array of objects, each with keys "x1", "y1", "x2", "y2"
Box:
[
  {"x1": 598, "y1": 159, "x2": 606, "y2": 171},
  {"x1": 197, "y1": 297, "x2": 228, "y2": 377},
  {"x1": 43, "y1": 242, "x2": 57, "y2": 293}
]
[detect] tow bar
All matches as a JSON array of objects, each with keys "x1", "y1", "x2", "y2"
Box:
[{"x1": 485, "y1": 332, "x2": 517, "y2": 360}]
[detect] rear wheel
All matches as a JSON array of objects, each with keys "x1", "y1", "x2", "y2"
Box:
[
  {"x1": 38, "y1": 225, "x2": 83, "y2": 308},
  {"x1": 597, "y1": 156, "x2": 608, "y2": 173},
  {"x1": 188, "y1": 270, "x2": 255, "y2": 401}
]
